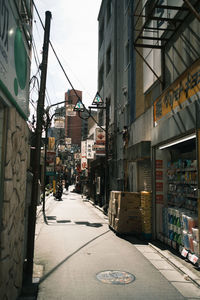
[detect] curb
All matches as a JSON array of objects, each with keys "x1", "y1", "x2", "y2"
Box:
[
  {"x1": 86, "y1": 197, "x2": 200, "y2": 287},
  {"x1": 88, "y1": 199, "x2": 107, "y2": 215},
  {"x1": 149, "y1": 242, "x2": 200, "y2": 287}
]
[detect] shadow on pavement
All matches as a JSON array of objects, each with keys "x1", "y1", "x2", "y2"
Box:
[{"x1": 39, "y1": 230, "x2": 110, "y2": 284}]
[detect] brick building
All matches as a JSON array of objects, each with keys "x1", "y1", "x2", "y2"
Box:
[{"x1": 65, "y1": 89, "x2": 85, "y2": 147}]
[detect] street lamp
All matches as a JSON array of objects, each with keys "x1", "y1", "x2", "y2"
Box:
[{"x1": 73, "y1": 93, "x2": 110, "y2": 212}]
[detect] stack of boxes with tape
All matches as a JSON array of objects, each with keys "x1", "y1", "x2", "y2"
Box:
[
  {"x1": 108, "y1": 191, "x2": 141, "y2": 234},
  {"x1": 140, "y1": 191, "x2": 152, "y2": 239}
]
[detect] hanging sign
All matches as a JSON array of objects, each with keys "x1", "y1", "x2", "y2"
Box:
[
  {"x1": 65, "y1": 137, "x2": 72, "y2": 145},
  {"x1": 95, "y1": 127, "x2": 105, "y2": 144},
  {"x1": 54, "y1": 117, "x2": 65, "y2": 128},
  {"x1": 87, "y1": 139, "x2": 95, "y2": 159},
  {"x1": 81, "y1": 140, "x2": 87, "y2": 170},
  {"x1": 66, "y1": 104, "x2": 76, "y2": 116}
]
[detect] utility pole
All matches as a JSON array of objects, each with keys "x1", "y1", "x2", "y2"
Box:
[{"x1": 25, "y1": 11, "x2": 52, "y2": 283}]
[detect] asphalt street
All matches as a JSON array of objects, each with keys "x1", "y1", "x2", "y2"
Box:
[{"x1": 34, "y1": 186, "x2": 200, "y2": 300}]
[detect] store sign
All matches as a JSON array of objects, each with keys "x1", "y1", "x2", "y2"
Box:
[
  {"x1": 58, "y1": 144, "x2": 65, "y2": 152},
  {"x1": 65, "y1": 137, "x2": 71, "y2": 145},
  {"x1": 154, "y1": 59, "x2": 200, "y2": 125},
  {"x1": 74, "y1": 153, "x2": 81, "y2": 160},
  {"x1": 87, "y1": 139, "x2": 95, "y2": 159},
  {"x1": 81, "y1": 140, "x2": 87, "y2": 170},
  {"x1": 46, "y1": 151, "x2": 56, "y2": 164},
  {"x1": 96, "y1": 127, "x2": 105, "y2": 144},
  {"x1": 48, "y1": 137, "x2": 55, "y2": 150},
  {"x1": 54, "y1": 117, "x2": 65, "y2": 128},
  {"x1": 95, "y1": 127, "x2": 106, "y2": 156},
  {"x1": 66, "y1": 104, "x2": 76, "y2": 116},
  {"x1": 0, "y1": 1, "x2": 30, "y2": 118},
  {"x1": 66, "y1": 144, "x2": 71, "y2": 150},
  {"x1": 46, "y1": 166, "x2": 54, "y2": 173},
  {"x1": 81, "y1": 140, "x2": 87, "y2": 158}
]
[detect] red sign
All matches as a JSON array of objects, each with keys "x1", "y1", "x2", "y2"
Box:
[
  {"x1": 156, "y1": 170, "x2": 163, "y2": 180},
  {"x1": 155, "y1": 160, "x2": 163, "y2": 169},
  {"x1": 156, "y1": 194, "x2": 164, "y2": 204},
  {"x1": 156, "y1": 182, "x2": 163, "y2": 192}
]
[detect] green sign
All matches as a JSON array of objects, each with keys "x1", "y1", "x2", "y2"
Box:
[{"x1": 0, "y1": 1, "x2": 30, "y2": 118}]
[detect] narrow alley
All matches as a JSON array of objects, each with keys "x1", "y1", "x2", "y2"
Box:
[{"x1": 33, "y1": 187, "x2": 200, "y2": 300}]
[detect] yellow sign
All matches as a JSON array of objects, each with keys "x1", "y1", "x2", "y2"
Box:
[
  {"x1": 48, "y1": 137, "x2": 55, "y2": 150},
  {"x1": 154, "y1": 59, "x2": 200, "y2": 125},
  {"x1": 56, "y1": 157, "x2": 60, "y2": 165}
]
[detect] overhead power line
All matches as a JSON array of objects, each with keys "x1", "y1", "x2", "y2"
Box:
[{"x1": 32, "y1": 1, "x2": 106, "y2": 132}]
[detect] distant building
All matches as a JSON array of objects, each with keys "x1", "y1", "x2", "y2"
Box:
[{"x1": 65, "y1": 89, "x2": 87, "y2": 146}]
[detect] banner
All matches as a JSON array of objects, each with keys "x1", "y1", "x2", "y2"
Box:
[{"x1": 154, "y1": 59, "x2": 200, "y2": 125}]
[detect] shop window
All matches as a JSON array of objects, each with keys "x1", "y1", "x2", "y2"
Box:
[{"x1": 155, "y1": 136, "x2": 198, "y2": 262}]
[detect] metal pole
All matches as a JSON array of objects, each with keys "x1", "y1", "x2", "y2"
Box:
[
  {"x1": 195, "y1": 100, "x2": 200, "y2": 258},
  {"x1": 25, "y1": 11, "x2": 51, "y2": 282},
  {"x1": 42, "y1": 114, "x2": 49, "y2": 225},
  {"x1": 105, "y1": 98, "x2": 110, "y2": 212}
]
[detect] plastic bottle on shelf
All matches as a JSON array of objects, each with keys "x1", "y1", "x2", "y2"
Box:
[
  {"x1": 182, "y1": 230, "x2": 190, "y2": 250},
  {"x1": 192, "y1": 228, "x2": 199, "y2": 242}
]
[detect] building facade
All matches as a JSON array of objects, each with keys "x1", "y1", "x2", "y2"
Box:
[
  {"x1": 137, "y1": 0, "x2": 200, "y2": 262},
  {"x1": 97, "y1": 0, "x2": 152, "y2": 209},
  {"x1": 97, "y1": 0, "x2": 200, "y2": 265},
  {"x1": 65, "y1": 89, "x2": 87, "y2": 147},
  {"x1": 0, "y1": 0, "x2": 33, "y2": 298}
]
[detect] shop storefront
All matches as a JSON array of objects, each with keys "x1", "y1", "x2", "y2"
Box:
[{"x1": 152, "y1": 59, "x2": 200, "y2": 266}]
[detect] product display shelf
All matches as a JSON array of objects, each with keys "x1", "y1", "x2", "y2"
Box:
[
  {"x1": 162, "y1": 160, "x2": 199, "y2": 265},
  {"x1": 167, "y1": 160, "x2": 198, "y2": 212},
  {"x1": 162, "y1": 206, "x2": 199, "y2": 265}
]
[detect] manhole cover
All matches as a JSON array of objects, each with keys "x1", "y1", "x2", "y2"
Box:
[{"x1": 96, "y1": 270, "x2": 135, "y2": 285}]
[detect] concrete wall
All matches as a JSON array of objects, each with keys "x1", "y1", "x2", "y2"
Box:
[{"x1": 0, "y1": 108, "x2": 30, "y2": 300}]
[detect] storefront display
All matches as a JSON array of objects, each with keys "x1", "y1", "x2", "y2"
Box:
[{"x1": 156, "y1": 137, "x2": 199, "y2": 265}]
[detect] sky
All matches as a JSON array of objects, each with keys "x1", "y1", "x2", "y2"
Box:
[{"x1": 30, "y1": 0, "x2": 102, "y2": 116}]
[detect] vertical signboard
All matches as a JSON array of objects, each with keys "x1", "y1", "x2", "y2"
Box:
[
  {"x1": 81, "y1": 140, "x2": 87, "y2": 170},
  {"x1": 94, "y1": 127, "x2": 105, "y2": 155},
  {"x1": 87, "y1": 139, "x2": 95, "y2": 159}
]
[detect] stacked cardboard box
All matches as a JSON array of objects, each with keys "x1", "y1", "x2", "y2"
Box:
[
  {"x1": 140, "y1": 191, "x2": 152, "y2": 236},
  {"x1": 108, "y1": 191, "x2": 141, "y2": 234}
]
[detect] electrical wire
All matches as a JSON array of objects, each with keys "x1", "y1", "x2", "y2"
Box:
[{"x1": 32, "y1": 0, "x2": 106, "y2": 132}]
